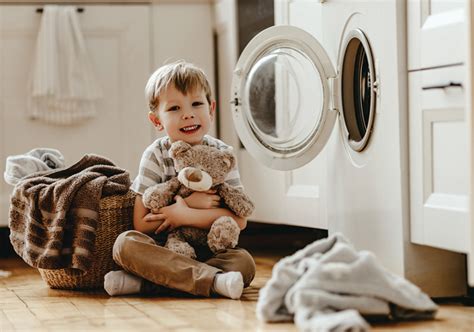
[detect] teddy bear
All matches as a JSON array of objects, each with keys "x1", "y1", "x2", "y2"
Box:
[{"x1": 142, "y1": 140, "x2": 255, "y2": 259}]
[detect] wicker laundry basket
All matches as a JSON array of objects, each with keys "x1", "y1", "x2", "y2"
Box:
[{"x1": 38, "y1": 190, "x2": 136, "y2": 290}]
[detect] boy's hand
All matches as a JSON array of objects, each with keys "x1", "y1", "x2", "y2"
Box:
[
  {"x1": 184, "y1": 190, "x2": 221, "y2": 209},
  {"x1": 143, "y1": 212, "x2": 165, "y2": 224},
  {"x1": 154, "y1": 196, "x2": 191, "y2": 234}
]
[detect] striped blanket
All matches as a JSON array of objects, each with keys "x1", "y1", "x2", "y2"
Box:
[{"x1": 8, "y1": 154, "x2": 130, "y2": 272}]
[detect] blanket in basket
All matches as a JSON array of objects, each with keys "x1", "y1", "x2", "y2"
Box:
[{"x1": 9, "y1": 154, "x2": 130, "y2": 272}]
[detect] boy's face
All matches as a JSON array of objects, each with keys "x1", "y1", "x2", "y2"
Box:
[{"x1": 149, "y1": 84, "x2": 215, "y2": 145}]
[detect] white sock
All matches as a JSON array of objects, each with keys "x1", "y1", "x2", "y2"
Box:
[
  {"x1": 212, "y1": 272, "x2": 244, "y2": 300},
  {"x1": 104, "y1": 270, "x2": 142, "y2": 296}
]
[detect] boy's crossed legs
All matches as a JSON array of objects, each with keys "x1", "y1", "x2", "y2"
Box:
[{"x1": 104, "y1": 230, "x2": 256, "y2": 299}]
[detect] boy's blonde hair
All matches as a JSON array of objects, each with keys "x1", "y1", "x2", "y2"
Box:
[{"x1": 145, "y1": 60, "x2": 212, "y2": 112}]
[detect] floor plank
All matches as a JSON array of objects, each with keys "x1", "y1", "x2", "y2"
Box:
[{"x1": 0, "y1": 255, "x2": 473, "y2": 331}]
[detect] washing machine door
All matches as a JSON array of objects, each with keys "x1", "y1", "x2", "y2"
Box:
[{"x1": 231, "y1": 25, "x2": 338, "y2": 170}]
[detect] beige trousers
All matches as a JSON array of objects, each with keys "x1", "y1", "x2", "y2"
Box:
[{"x1": 112, "y1": 230, "x2": 256, "y2": 297}]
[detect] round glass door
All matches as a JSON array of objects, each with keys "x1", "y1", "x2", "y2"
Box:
[
  {"x1": 339, "y1": 29, "x2": 377, "y2": 152},
  {"x1": 232, "y1": 25, "x2": 337, "y2": 170}
]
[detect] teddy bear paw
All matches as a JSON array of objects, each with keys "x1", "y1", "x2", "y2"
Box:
[
  {"x1": 165, "y1": 241, "x2": 197, "y2": 259},
  {"x1": 207, "y1": 216, "x2": 240, "y2": 253}
]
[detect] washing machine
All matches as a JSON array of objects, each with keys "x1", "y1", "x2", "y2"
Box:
[{"x1": 230, "y1": 0, "x2": 465, "y2": 296}]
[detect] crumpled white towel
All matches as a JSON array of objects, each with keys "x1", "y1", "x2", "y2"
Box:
[
  {"x1": 4, "y1": 148, "x2": 65, "y2": 185},
  {"x1": 257, "y1": 233, "x2": 438, "y2": 332},
  {"x1": 28, "y1": 5, "x2": 102, "y2": 125}
]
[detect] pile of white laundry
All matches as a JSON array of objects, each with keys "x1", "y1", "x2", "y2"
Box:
[
  {"x1": 257, "y1": 233, "x2": 438, "y2": 331},
  {"x1": 4, "y1": 148, "x2": 65, "y2": 186}
]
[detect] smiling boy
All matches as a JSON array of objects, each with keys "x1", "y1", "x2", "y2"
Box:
[{"x1": 103, "y1": 61, "x2": 256, "y2": 300}]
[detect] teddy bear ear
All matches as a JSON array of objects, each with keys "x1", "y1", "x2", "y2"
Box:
[
  {"x1": 170, "y1": 140, "x2": 192, "y2": 158},
  {"x1": 221, "y1": 149, "x2": 236, "y2": 169}
]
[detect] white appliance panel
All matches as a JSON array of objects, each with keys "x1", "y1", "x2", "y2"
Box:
[{"x1": 232, "y1": 1, "x2": 468, "y2": 295}]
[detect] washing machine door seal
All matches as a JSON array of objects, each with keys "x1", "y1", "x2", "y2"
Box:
[{"x1": 231, "y1": 25, "x2": 338, "y2": 171}]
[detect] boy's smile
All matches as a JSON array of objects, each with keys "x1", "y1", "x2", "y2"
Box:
[
  {"x1": 180, "y1": 124, "x2": 201, "y2": 133},
  {"x1": 149, "y1": 84, "x2": 215, "y2": 145}
]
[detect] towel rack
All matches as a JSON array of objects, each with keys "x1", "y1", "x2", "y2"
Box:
[{"x1": 36, "y1": 8, "x2": 84, "y2": 13}]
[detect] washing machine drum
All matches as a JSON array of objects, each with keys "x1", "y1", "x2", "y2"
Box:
[{"x1": 231, "y1": 25, "x2": 377, "y2": 170}]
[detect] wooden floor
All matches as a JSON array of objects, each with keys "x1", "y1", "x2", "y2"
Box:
[{"x1": 1, "y1": 254, "x2": 473, "y2": 331}]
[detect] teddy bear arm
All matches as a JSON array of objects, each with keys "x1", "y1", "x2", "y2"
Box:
[
  {"x1": 218, "y1": 183, "x2": 255, "y2": 218},
  {"x1": 165, "y1": 230, "x2": 197, "y2": 259},
  {"x1": 207, "y1": 216, "x2": 240, "y2": 253},
  {"x1": 142, "y1": 177, "x2": 181, "y2": 213}
]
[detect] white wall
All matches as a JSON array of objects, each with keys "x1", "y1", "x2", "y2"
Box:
[{"x1": 213, "y1": 0, "x2": 239, "y2": 148}]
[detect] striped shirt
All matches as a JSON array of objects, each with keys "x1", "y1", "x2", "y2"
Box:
[{"x1": 131, "y1": 135, "x2": 243, "y2": 195}]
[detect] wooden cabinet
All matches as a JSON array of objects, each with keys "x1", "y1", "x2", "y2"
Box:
[
  {"x1": 408, "y1": 0, "x2": 466, "y2": 70},
  {"x1": 409, "y1": 66, "x2": 469, "y2": 253},
  {"x1": 0, "y1": 2, "x2": 215, "y2": 227},
  {"x1": 408, "y1": 0, "x2": 474, "y2": 286},
  {"x1": 0, "y1": 5, "x2": 152, "y2": 226}
]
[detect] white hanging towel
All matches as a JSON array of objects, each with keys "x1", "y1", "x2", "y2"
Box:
[{"x1": 28, "y1": 5, "x2": 102, "y2": 125}]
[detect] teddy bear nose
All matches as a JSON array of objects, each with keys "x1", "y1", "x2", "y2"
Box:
[{"x1": 185, "y1": 168, "x2": 203, "y2": 182}]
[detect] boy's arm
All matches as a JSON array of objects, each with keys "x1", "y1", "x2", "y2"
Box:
[
  {"x1": 154, "y1": 196, "x2": 247, "y2": 234},
  {"x1": 133, "y1": 194, "x2": 165, "y2": 234}
]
